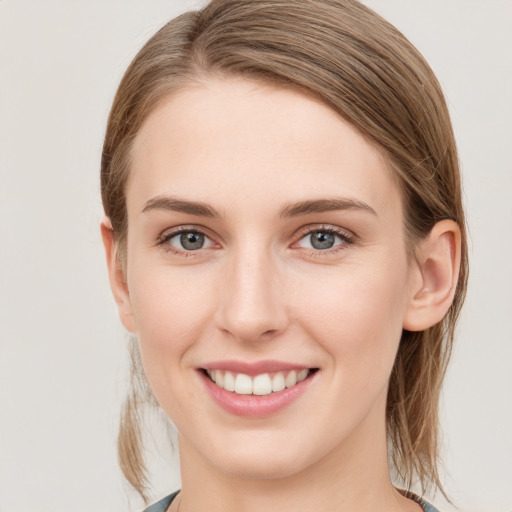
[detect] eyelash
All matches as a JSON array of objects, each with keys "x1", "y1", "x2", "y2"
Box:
[
  {"x1": 157, "y1": 226, "x2": 214, "y2": 257},
  {"x1": 293, "y1": 224, "x2": 355, "y2": 256},
  {"x1": 156, "y1": 224, "x2": 355, "y2": 256}
]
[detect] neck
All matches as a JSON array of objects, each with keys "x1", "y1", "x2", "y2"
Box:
[{"x1": 176, "y1": 405, "x2": 418, "y2": 512}]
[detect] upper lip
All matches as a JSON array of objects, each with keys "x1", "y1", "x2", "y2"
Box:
[{"x1": 200, "y1": 360, "x2": 313, "y2": 376}]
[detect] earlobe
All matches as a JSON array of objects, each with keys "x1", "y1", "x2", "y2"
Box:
[
  {"x1": 403, "y1": 220, "x2": 461, "y2": 332},
  {"x1": 100, "y1": 217, "x2": 137, "y2": 334}
]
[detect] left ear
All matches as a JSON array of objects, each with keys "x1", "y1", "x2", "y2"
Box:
[{"x1": 403, "y1": 219, "x2": 462, "y2": 331}]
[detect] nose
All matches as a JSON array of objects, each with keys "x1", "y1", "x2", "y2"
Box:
[{"x1": 215, "y1": 246, "x2": 290, "y2": 344}]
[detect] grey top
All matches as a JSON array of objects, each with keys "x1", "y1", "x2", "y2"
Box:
[
  {"x1": 401, "y1": 490, "x2": 441, "y2": 512},
  {"x1": 143, "y1": 490, "x2": 441, "y2": 512},
  {"x1": 143, "y1": 491, "x2": 177, "y2": 512}
]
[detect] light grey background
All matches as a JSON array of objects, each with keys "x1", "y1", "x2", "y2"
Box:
[{"x1": 0, "y1": 1, "x2": 511, "y2": 511}]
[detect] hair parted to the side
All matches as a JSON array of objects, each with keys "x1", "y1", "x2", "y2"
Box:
[{"x1": 101, "y1": 0, "x2": 468, "y2": 502}]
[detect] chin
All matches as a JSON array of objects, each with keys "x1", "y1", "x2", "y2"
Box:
[
  {"x1": 201, "y1": 433, "x2": 317, "y2": 481},
  {"x1": 220, "y1": 454, "x2": 306, "y2": 481}
]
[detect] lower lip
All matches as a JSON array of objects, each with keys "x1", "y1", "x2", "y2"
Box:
[{"x1": 200, "y1": 371, "x2": 316, "y2": 418}]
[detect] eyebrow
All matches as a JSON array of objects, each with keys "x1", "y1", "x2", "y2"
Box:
[
  {"x1": 141, "y1": 195, "x2": 377, "y2": 218},
  {"x1": 141, "y1": 196, "x2": 220, "y2": 217},
  {"x1": 279, "y1": 198, "x2": 377, "y2": 218}
]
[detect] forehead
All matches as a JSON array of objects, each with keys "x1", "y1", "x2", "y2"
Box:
[{"x1": 128, "y1": 77, "x2": 401, "y2": 218}]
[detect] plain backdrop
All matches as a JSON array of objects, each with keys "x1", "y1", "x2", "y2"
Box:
[{"x1": 0, "y1": 1, "x2": 511, "y2": 511}]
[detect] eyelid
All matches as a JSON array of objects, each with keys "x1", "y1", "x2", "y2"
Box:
[
  {"x1": 156, "y1": 225, "x2": 219, "y2": 254},
  {"x1": 291, "y1": 224, "x2": 356, "y2": 251},
  {"x1": 155, "y1": 223, "x2": 356, "y2": 255},
  {"x1": 293, "y1": 223, "x2": 355, "y2": 241}
]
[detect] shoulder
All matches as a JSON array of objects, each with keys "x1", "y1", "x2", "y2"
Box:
[
  {"x1": 398, "y1": 489, "x2": 442, "y2": 512},
  {"x1": 142, "y1": 490, "x2": 179, "y2": 512},
  {"x1": 421, "y1": 502, "x2": 441, "y2": 512},
  {"x1": 142, "y1": 489, "x2": 440, "y2": 512}
]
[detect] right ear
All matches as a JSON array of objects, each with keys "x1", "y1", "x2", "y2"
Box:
[{"x1": 100, "y1": 217, "x2": 137, "y2": 333}]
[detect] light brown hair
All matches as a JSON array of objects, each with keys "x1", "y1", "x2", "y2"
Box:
[{"x1": 101, "y1": 0, "x2": 468, "y2": 502}]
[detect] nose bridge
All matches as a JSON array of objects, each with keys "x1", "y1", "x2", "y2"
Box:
[{"x1": 217, "y1": 239, "x2": 288, "y2": 343}]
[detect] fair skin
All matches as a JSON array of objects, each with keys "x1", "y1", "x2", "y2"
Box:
[{"x1": 102, "y1": 77, "x2": 460, "y2": 512}]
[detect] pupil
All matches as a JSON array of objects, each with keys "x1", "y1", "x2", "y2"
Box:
[
  {"x1": 311, "y1": 231, "x2": 335, "y2": 250},
  {"x1": 180, "y1": 232, "x2": 204, "y2": 250}
]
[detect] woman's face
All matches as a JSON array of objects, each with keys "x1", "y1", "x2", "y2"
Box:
[{"x1": 120, "y1": 77, "x2": 420, "y2": 480}]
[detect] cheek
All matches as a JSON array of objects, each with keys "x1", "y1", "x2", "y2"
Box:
[
  {"x1": 127, "y1": 267, "x2": 219, "y2": 421},
  {"x1": 127, "y1": 265, "x2": 216, "y2": 377},
  {"x1": 294, "y1": 259, "x2": 409, "y2": 379}
]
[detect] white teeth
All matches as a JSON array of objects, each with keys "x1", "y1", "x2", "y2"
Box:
[
  {"x1": 223, "y1": 371, "x2": 235, "y2": 392},
  {"x1": 271, "y1": 372, "x2": 286, "y2": 392},
  {"x1": 285, "y1": 370, "x2": 297, "y2": 388},
  {"x1": 207, "y1": 369, "x2": 311, "y2": 395},
  {"x1": 253, "y1": 373, "x2": 272, "y2": 396},
  {"x1": 234, "y1": 373, "x2": 253, "y2": 394},
  {"x1": 297, "y1": 369, "x2": 308, "y2": 382}
]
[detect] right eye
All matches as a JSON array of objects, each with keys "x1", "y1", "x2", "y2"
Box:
[{"x1": 159, "y1": 229, "x2": 215, "y2": 253}]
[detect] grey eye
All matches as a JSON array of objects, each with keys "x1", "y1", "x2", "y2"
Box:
[
  {"x1": 309, "y1": 231, "x2": 335, "y2": 249},
  {"x1": 162, "y1": 229, "x2": 215, "y2": 253},
  {"x1": 179, "y1": 232, "x2": 205, "y2": 250},
  {"x1": 296, "y1": 229, "x2": 347, "y2": 251}
]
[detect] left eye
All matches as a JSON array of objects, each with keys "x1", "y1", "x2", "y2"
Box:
[{"x1": 297, "y1": 230, "x2": 345, "y2": 250}]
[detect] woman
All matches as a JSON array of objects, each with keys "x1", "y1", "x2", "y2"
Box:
[{"x1": 100, "y1": 1, "x2": 467, "y2": 511}]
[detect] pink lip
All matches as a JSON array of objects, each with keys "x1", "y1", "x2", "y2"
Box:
[
  {"x1": 201, "y1": 359, "x2": 310, "y2": 376},
  {"x1": 199, "y1": 366, "x2": 317, "y2": 418}
]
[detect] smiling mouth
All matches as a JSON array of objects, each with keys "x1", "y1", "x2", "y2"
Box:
[{"x1": 202, "y1": 368, "x2": 318, "y2": 396}]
